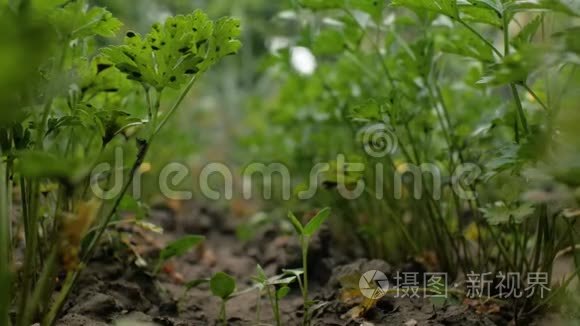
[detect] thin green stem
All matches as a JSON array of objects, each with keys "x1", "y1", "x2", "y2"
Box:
[
  {"x1": 82, "y1": 140, "x2": 149, "y2": 263},
  {"x1": 43, "y1": 271, "x2": 77, "y2": 326},
  {"x1": 487, "y1": 225, "x2": 519, "y2": 273},
  {"x1": 154, "y1": 74, "x2": 202, "y2": 137},
  {"x1": 18, "y1": 84, "x2": 56, "y2": 326},
  {"x1": 502, "y1": 15, "x2": 529, "y2": 138},
  {"x1": 458, "y1": 16, "x2": 531, "y2": 139},
  {"x1": 21, "y1": 247, "x2": 57, "y2": 326},
  {"x1": 274, "y1": 295, "x2": 281, "y2": 326},
  {"x1": 365, "y1": 187, "x2": 419, "y2": 253},
  {"x1": 219, "y1": 300, "x2": 227, "y2": 326},
  {"x1": 521, "y1": 83, "x2": 549, "y2": 111},
  {"x1": 43, "y1": 73, "x2": 203, "y2": 325},
  {"x1": 503, "y1": 15, "x2": 510, "y2": 57},
  {"x1": 17, "y1": 179, "x2": 41, "y2": 326},
  {"x1": 23, "y1": 40, "x2": 64, "y2": 248},
  {"x1": 343, "y1": 8, "x2": 395, "y2": 87},
  {"x1": 301, "y1": 237, "x2": 309, "y2": 326},
  {"x1": 0, "y1": 149, "x2": 12, "y2": 326},
  {"x1": 525, "y1": 264, "x2": 580, "y2": 316},
  {"x1": 255, "y1": 289, "x2": 261, "y2": 324},
  {"x1": 510, "y1": 80, "x2": 529, "y2": 137},
  {"x1": 144, "y1": 86, "x2": 154, "y2": 122},
  {"x1": 267, "y1": 285, "x2": 281, "y2": 326},
  {"x1": 404, "y1": 123, "x2": 421, "y2": 164},
  {"x1": 457, "y1": 19, "x2": 502, "y2": 57}
]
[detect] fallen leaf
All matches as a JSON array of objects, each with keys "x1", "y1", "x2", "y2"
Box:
[{"x1": 464, "y1": 298, "x2": 501, "y2": 315}]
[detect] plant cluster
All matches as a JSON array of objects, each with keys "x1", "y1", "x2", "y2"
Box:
[
  {"x1": 2, "y1": 0, "x2": 580, "y2": 324},
  {"x1": 0, "y1": 1, "x2": 240, "y2": 325},
  {"x1": 240, "y1": 0, "x2": 580, "y2": 318}
]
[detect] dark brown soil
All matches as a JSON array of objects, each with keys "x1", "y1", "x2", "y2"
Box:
[{"x1": 54, "y1": 202, "x2": 515, "y2": 326}]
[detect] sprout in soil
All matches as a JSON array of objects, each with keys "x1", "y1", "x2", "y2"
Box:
[
  {"x1": 210, "y1": 271, "x2": 236, "y2": 326},
  {"x1": 252, "y1": 264, "x2": 296, "y2": 326},
  {"x1": 287, "y1": 207, "x2": 331, "y2": 326}
]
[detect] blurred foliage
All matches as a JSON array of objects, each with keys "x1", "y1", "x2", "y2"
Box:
[
  {"x1": 234, "y1": 1, "x2": 580, "y2": 301},
  {"x1": 1, "y1": 0, "x2": 580, "y2": 321}
]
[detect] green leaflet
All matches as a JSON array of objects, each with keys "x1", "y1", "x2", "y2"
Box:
[
  {"x1": 276, "y1": 286, "x2": 291, "y2": 299},
  {"x1": 76, "y1": 56, "x2": 135, "y2": 100},
  {"x1": 553, "y1": 26, "x2": 580, "y2": 55},
  {"x1": 348, "y1": 99, "x2": 384, "y2": 122},
  {"x1": 303, "y1": 207, "x2": 331, "y2": 236},
  {"x1": 300, "y1": 0, "x2": 385, "y2": 21},
  {"x1": 15, "y1": 150, "x2": 94, "y2": 184},
  {"x1": 300, "y1": 0, "x2": 344, "y2": 10},
  {"x1": 505, "y1": 0, "x2": 580, "y2": 17},
  {"x1": 480, "y1": 202, "x2": 535, "y2": 225},
  {"x1": 349, "y1": 0, "x2": 387, "y2": 21},
  {"x1": 465, "y1": 0, "x2": 503, "y2": 13},
  {"x1": 287, "y1": 211, "x2": 304, "y2": 235},
  {"x1": 313, "y1": 29, "x2": 345, "y2": 56},
  {"x1": 512, "y1": 16, "x2": 542, "y2": 50},
  {"x1": 155, "y1": 235, "x2": 205, "y2": 274},
  {"x1": 103, "y1": 11, "x2": 242, "y2": 90},
  {"x1": 391, "y1": 0, "x2": 459, "y2": 18},
  {"x1": 210, "y1": 272, "x2": 236, "y2": 300},
  {"x1": 93, "y1": 109, "x2": 143, "y2": 145},
  {"x1": 463, "y1": 0, "x2": 580, "y2": 18},
  {"x1": 477, "y1": 50, "x2": 540, "y2": 85},
  {"x1": 436, "y1": 25, "x2": 495, "y2": 62},
  {"x1": 49, "y1": 1, "x2": 122, "y2": 39},
  {"x1": 158, "y1": 235, "x2": 205, "y2": 262},
  {"x1": 459, "y1": 3, "x2": 502, "y2": 27}
]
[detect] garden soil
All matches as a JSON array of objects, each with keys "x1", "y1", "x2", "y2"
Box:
[{"x1": 54, "y1": 201, "x2": 557, "y2": 326}]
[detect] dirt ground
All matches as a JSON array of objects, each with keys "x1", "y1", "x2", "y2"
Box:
[{"x1": 53, "y1": 202, "x2": 557, "y2": 326}]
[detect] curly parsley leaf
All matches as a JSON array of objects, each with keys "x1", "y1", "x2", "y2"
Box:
[
  {"x1": 480, "y1": 202, "x2": 535, "y2": 225},
  {"x1": 49, "y1": 1, "x2": 122, "y2": 39},
  {"x1": 103, "y1": 10, "x2": 241, "y2": 90},
  {"x1": 76, "y1": 56, "x2": 135, "y2": 100}
]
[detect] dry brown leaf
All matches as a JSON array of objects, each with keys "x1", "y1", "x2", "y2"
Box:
[
  {"x1": 464, "y1": 298, "x2": 501, "y2": 315},
  {"x1": 415, "y1": 251, "x2": 439, "y2": 272},
  {"x1": 60, "y1": 198, "x2": 102, "y2": 271}
]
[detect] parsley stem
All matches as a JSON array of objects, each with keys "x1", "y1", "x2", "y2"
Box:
[
  {"x1": 154, "y1": 73, "x2": 203, "y2": 137},
  {"x1": 0, "y1": 149, "x2": 11, "y2": 326},
  {"x1": 521, "y1": 83, "x2": 549, "y2": 111},
  {"x1": 457, "y1": 18, "x2": 502, "y2": 57}
]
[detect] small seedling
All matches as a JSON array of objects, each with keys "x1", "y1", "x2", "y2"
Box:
[
  {"x1": 210, "y1": 272, "x2": 236, "y2": 326},
  {"x1": 252, "y1": 264, "x2": 296, "y2": 326},
  {"x1": 287, "y1": 207, "x2": 331, "y2": 326},
  {"x1": 154, "y1": 235, "x2": 205, "y2": 274}
]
